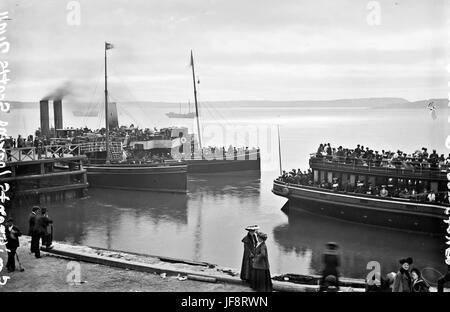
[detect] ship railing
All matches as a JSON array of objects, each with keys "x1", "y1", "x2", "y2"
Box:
[
  {"x1": 171, "y1": 150, "x2": 260, "y2": 161},
  {"x1": 77, "y1": 141, "x2": 123, "y2": 153},
  {"x1": 4, "y1": 144, "x2": 83, "y2": 163},
  {"x1": 309, "y1": 154, "x2": 448, "y2": 179},
  {"x1": 3, "y1": 142, "x2": 127, "y2": 163}
]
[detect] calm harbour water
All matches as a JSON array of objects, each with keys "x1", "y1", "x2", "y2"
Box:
[{"x1": 6, "y1": 103, "x2": 449, "y2": 282}]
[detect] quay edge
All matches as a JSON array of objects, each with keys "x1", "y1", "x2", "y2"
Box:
[{"x1": 22, "y1": 237, "x2": 365, "y2": 292}]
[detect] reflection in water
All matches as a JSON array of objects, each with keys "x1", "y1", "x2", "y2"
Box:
[
  {"x1": 8, "y1": 169, "x2": 447, "y2": 281},
  {"x1": 272, "y1": 207, "x2": 447, "y2": 280},
  {"x1": 187, "y1": 172, "x2": 262, "y2": 263},
  {"x1": 9, "y1": 188, "x2": 188, "y2": 249},
  {"x1": 9, "y1": 172, "x2": 264, "y2": 267},
  {"x1": 188, "y1": 171, "x2": 261, "y2": 198}
]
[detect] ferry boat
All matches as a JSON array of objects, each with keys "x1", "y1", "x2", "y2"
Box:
[
  {"x1": 83, "y1": 42, "x2": 187, "y2": 193},
  {"x1": 272, "y1": 153, "x2": 448, "y2": 235}
]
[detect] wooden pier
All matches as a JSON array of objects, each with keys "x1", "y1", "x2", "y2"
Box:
[{"x1": 1, "y1": 145, "x2": 89, "y2": 206}]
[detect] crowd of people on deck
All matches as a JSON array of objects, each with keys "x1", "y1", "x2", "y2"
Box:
[
  {"x1": 276, "y1": 144, "x2": 450, "y2": 204},
  {"x1": 315, "y1": 143, "x2": 450, "y2": 170},
  {"x1": 3, "y1": 126, "x2": 259, "y2": 165},
  {"x1": 172, "y1": 145, "x2": 259, "y2": 161}
]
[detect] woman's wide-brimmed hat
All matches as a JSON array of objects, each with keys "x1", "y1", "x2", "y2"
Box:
[
  {"x1": 410, "y1": 268, "x2": 421, "y2": 277},
  {"x1": 245, "y1": 225, "x2": 260, "y2": 231},
  {"x1": 257, "y1": 232, "x2": 268, "y2": 240},
  {"x1": 326, "y1": 242, "x2": 338, "y2": 249},
  {"x1": 399, "y1": 257, "x2": 413, "y2": 265}
]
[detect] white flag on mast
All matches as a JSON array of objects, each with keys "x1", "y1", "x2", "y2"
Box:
[{"x1": 105, "y1": 42, "x2": 114, "y2": 50}]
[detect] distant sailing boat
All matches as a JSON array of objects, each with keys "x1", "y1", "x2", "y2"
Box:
[
  {"x1": 84, "y1": 42, "x2": 188, "y2": 193},
  {"x1": 427, "y1": 101, "x2": 437, "y2": 120},
  {"x1": 166, "y1": 101, "x2": 196, "y2": 119},
  {"x1": 124, "y1": 50, "x2": 261, "y2": 174},
  {"x1": 183, "y1": 50, "x2": 261, "y2": 173}
]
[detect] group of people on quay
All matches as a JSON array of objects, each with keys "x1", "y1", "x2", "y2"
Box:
[
  {"x1": 2, "y1": 206, "x2": 53, "y2": 272},
  {"x1": 366, "y1": 257, "x2": 449, "y2": 292},
  {"x1": 239, "y1": 231, "x2": 448, "y2": 292},
  {"x1": 4, "y1": 207, "x2": 450, "y2": 292},
  {"x1": 240, "y1": 225, "x2": 273, "y2": 292},
  {"x1": 315, "y1": 143, "x2": 450, "y2": 170}
]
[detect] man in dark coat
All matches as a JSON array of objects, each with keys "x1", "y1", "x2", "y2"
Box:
[
  {"x1": 437, "y1": 265, "x2": 450, "y2": 292},
  {"x1": 40, "y1": 208, "x2": 53, "y2": 249},
  {"x1": 5, "y1": 218, "x2": 22, "y2": 272},
  {"x1": 240, "y1": 225, "x2": 259, "y2": 283},
  {"x1": 29, "y1": 206, "x2": 40, "y2": 254},
  {"x1": 33, "y1": 207, "x2": 53, "y2": 258},
  {"x1": 319, "y1": 242, "x2": 340, "y2": 291}
]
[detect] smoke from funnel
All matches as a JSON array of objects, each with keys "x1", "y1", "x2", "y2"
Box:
[{"x1": 42, "y1": 81, "x2": 72, "y2": 101}]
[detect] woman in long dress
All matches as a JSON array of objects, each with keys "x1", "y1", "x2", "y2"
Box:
[
  {"x1": 240, "y1": 225, "x2": 259, "y2": 283},
  {"x1": 250, "y1": 232, "x2": 273, "y2": 292}
]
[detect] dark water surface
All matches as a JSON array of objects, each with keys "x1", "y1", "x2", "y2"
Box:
[{"x1": 10, "y1": 170, "x2": 447, "y2": 282}]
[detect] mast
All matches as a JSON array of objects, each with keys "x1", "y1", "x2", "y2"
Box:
[
  {"x1": 277, "y1": 124, "x2": 282, "y2": 175},
  {"x1": 190, "y1": 50, "x2": 203, "y2": 153},
  {"x1": 104, "y1": 42, "x2": 110, "y2": 164},
  {"x1": 103, "y1": 42, "x2": 115, "y2": 163}
]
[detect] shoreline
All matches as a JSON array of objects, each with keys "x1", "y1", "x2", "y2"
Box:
[{"x1": 0, "y1": 237, "x2": 366, "y2": 292}]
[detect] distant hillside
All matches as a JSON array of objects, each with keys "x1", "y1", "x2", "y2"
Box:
[
  {"x1": 395, "y1": 98, "x2": 446, "y2": 110},
  {"x1": 6, "y1": 98, "x2": 445, "y2": 111},
  {"x1": 200, "y1": 98, "x2": 411, "y2": 108},
  {"x1": 7, "y1": 101, "x2": 38, "y2": 109}
]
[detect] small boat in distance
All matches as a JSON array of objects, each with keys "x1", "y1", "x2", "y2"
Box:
[{"x1": 166, "y1": 102, "x2": 196, "y2": 119}]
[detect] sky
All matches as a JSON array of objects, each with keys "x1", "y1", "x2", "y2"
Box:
[{"x1": 3, "y1": 0, "x2": 450, "y2": 102}]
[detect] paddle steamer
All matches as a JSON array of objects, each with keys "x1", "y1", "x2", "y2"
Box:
[{"x1": 272, "y1": 153, "x2": 448, "y2": 234}]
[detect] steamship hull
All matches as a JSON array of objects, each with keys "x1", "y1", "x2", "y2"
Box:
[
  {"x1": 86, "y1": 164, "x2": 187, "y2": 193},
  {"x1": 272, "y1": 180, "x2": 447, "y2": 235}
]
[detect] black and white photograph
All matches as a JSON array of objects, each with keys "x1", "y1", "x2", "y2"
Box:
[{"x1": 0, "y1": 0, "x2": 449, "y2": 303}]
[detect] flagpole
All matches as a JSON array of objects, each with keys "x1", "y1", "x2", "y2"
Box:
[
  {"x1": 190, "y1": 50, "x2": 203, "y2": 157},
  {"x1": 277, "y1": 124, "x2": 282, "y2": 176},
  {"x1": 105, "y1": 42, "x2": 110, "y2": 164}
]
